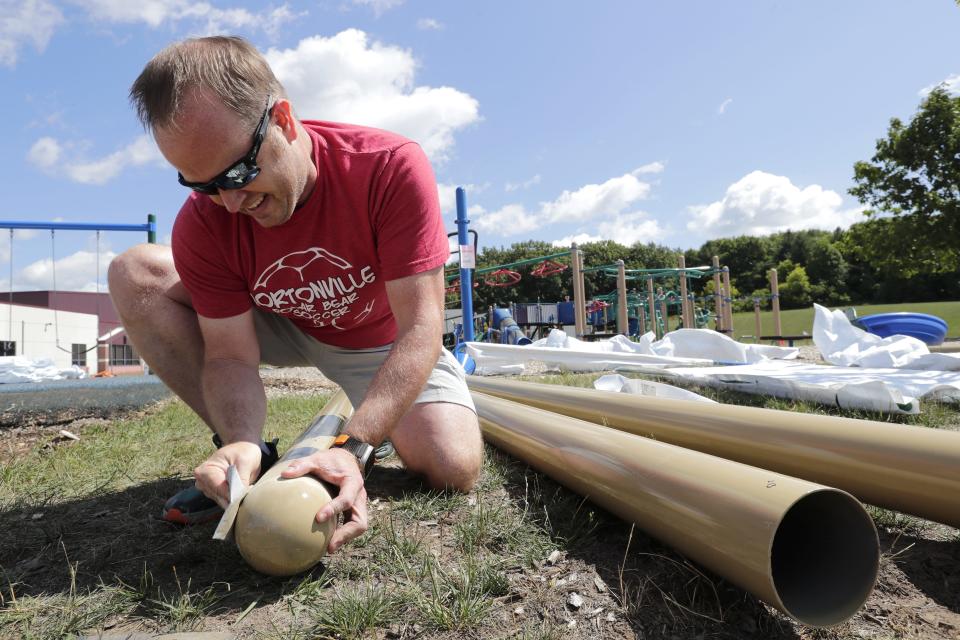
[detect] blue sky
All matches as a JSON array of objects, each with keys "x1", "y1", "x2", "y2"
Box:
[{"x1": 3, "y1": 0, "x2": 959, "y2": 292}]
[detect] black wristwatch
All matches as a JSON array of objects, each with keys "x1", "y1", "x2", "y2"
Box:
[{"x1": 332, "y1": 434, "x2": 375, "y2": 478}]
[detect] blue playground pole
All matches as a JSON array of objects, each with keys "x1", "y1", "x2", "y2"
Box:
[
  {"x1": 453, "y1": 187, "x2": 476, "y2": 372},
  {"x1": 456, "y1": 187, "x2": 474, "y2": 342}
]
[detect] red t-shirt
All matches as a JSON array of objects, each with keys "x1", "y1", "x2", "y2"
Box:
[{"x1": 171, "y1": 121, "x2": 449, "y2": 349}]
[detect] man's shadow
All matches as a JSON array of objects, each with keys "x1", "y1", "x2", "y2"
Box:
[
  {"x1": 879, "y1": 528, "x2": 960, "y2": 613},
  {"x1": 0, "y1": 476, "x2": 328, "y2": 615}
]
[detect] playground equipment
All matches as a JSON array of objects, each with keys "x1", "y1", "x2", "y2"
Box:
[
  {"x1": 0, "y1": 217, "x2": 157, "y2": 372},
  {"x1": 448, "y1": 188, "x2": 584, "y2": 350},
  {"x1": 447, "y1": 187, "x2": 736, "y2": 342},
  {"x1": 473, "y1": 391, "x2": 879, "y2": 627},
  {"x1": 487, "y1": 308, "x2": 532, "y2": 345},
  {"x1": 233, "y1": 391, "x2": 352, "y2": 575},
  {"x1": 467, "y1": 376, "x2": 960, "y2": 529},
  {"x1": 854, "y1": 312, "x2": 948, "y2": 346},
  {"x1": 583, "y1": 258, "x2": 728, "y2": 339}
]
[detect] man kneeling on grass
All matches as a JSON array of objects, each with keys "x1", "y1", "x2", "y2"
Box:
[{"x1": 108, "y1": 35, "x2": 482, "y2": 554}]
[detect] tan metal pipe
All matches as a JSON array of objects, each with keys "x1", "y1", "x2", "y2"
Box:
[
  {"x1": 473, "y1": 392, "x2": 878, "y2": 627},
  {"x1": 467, "y1": 376, "x2": 960, "y2": 528},
  {"x1": 234, "y1": 391, "x2": 354, "y2": 575}
]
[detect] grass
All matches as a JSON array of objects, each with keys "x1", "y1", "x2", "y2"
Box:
[
  {"x1": 729, "y1": 300, "x2": 960, "y2": 341},
  {"x1": 1, "y1": 371, "x2": 958, "y2": 639},
  {"x1": 308, "y1": 583, "x2": 399, "y2": 639}
]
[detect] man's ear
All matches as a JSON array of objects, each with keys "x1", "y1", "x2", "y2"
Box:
[{"x1": 272, "y1": 99, "x2": 298, "y2": 141}]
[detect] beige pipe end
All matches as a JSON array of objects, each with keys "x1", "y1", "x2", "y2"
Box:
[
  {"x1": 234, "y1": 468, "x2": 336, "y2": 576},
  {"x1": 772, "y1": 489, "x2": 879, "y2": 627}
]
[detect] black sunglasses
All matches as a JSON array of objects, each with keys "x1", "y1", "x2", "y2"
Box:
[{"x1": 178, "y1": 96, "x2": 273, "y2": 195}]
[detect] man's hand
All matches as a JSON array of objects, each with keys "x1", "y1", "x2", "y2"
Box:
[
  {"x1": 281, "y1": 447, "x2": 369, "y2": 553},
  {"x1": 194, "y1": 442, "x2": 264, "y2": 508}
]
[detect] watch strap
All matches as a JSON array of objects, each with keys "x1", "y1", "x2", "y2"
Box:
[{"x1": 332, "y1": 434, "x2": 375, "y2": 478}]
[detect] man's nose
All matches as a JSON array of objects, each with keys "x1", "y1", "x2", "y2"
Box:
[{"x1": 218, "y1": 189, "x2": 246, "y2": 213}]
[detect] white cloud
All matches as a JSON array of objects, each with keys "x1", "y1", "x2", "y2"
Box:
[
  {"x1": 548, "y1": 211, "x2": 663, "y2": 247},
  {"x1": 437, "y1": 182, "x2": 490, "y2": 217},
  {"x1": 28, "y1": 135, "x2": 167, "y2": 185},
  {"x1": 505, "y1": 174, "x2": 541, "y2": 192},
  {"x1": 632, "y1": 161, "x2": 664, "y2": 175},
  {"x1": 541, "y1": 173, "x2": 651, "y2": 223},
  {"x1": 717, "y1": 97, "x2": 733, "y2": 115},
  {"x1": 470, "y1": 204, "x2": 541, "y2": 236},
  {"x1": 471, "y1": 169, "x2": 661, "y2": 242},
  {"x1": 0, "y1": 229, "x2": 39, "y2": 266},
  {"x1": 686, "y1": 170, "x2": 864, "y2": 236},
  {"x1": 919, "y1": 74, "x2": 960, "y2": 97},
  {"x1": 551, "y1": 233, "x2": 601, "y2": 247},
  {"x1": 417, "y1": 18, "x2": 443, "y2": 30},
  {"x1": 68, "y1": 0, "x2": 299, "y2": 36},
  {"x1": 18, "y1": 246, "x2": 117, "y2": 292},
  {"x1": 352, "y1": 0, "x2": 405, "y2": 16},
  {"x1": 0, "y1": 0, "x2": 63, "y2": 67},
  {"x1": 266, "y1": 30, "x2": 479, "y2": 162},
  {"x1": 595, "y1": 211, "x2": 664, "y2": 245},
  {"x1": 28, "y1": 137, "x2": 62, "y2": 169}
]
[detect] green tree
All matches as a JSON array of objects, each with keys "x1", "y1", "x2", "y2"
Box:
[
  {"x1": 779, "y1": 265, "x2": 813, "y2": 309},
  {"x1": 849, "y1": 86, "x2": 960, "y2": 277},
  {"x1": 805, "y1": 237, "x2": 848, "y2": 288},
  {"x1": 690, "y1": 235, "x2": 773, "y2": 295}
]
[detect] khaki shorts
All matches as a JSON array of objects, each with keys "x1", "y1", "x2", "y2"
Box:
[{"x1": 253, "y1": 309, "x2": 476, "y2": 413}]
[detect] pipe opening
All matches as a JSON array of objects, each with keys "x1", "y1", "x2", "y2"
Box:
[{"x1": 771, "y1": 490, "x2": 879, "y2": 627}]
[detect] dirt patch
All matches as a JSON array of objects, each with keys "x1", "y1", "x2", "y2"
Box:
[{"x1": 260, "y1": 366, "x2": 340, "y2": 398}]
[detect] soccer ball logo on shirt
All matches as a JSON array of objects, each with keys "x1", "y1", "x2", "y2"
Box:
[{"x1": 251, "y1": 247, "x2": 377, "y2": 330}]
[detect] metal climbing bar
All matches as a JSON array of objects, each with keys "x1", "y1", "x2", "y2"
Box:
[
  {"x1": 0, "y1": 214, "x2": 157, "y2": 243},
  {"x1": 445, "y1": 250, "x2": 572, "y2": 281},
  {"x1": 583, "y1": 263, "x2": 717, "y2": 277}
]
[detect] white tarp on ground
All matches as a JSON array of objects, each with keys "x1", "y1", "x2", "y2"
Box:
[
  {"x1": 813, "y1": 303, "x2": 960, "y2": 371},
  {"x1": 633, "y1": 359, "x2": 960, "y2": 415},
  {"x1": 593, "y1": 373, "x2": 716, "y2": 403},
  {"x1": 0, "y1": 356, "x2": 87, "y2": 384},
  {"x1": 466, "y1": 328, "x2": 797, "y2": 376}
]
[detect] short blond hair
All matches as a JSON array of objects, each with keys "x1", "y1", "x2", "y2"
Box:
[{"x1": 130, "y1": 36, "x2": 286, "y2": 131}]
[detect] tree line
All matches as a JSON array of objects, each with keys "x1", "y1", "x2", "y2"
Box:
[{"x1": 457, "y1": 87, "x2": 959, "y2": 313}]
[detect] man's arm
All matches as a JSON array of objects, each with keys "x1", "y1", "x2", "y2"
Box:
[
  {"x1": 342, "y1": 264, "x2": 445, "y2": 445},
  {"x1": 281, "y1": 265, "x2": 446, "y2": 552},
  {"x1": 192, "y1": 310, "x2": 268, "y2": 506}
]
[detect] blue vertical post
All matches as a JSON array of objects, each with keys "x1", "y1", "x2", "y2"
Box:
[{"x1": 456, "y1": 187, "x2": 475, "y2": 343}]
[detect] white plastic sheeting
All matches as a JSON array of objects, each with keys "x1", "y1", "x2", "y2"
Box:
[
  {"x1": 636, "y1": 359, "x2": 960, "y2": 414},
  {"x1": 466, "y1": 328, "x2": 797, "y2": 376},
  {"x1": 0, "y1": 356, "x2": 87, "y2": 384},
  {"x1": 593, "y1": 373, "x2": 716, "y2": 403},
  {"x1": 813, "y1": 303, "x2": 960, "y2": 371}
]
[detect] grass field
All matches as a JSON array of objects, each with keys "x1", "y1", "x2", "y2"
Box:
[
  {"x1": 730, "y1": 300, "x2": 960, "y2": 342},
  {"x1": 1, "y1": 375, "x2": 959, "y2": 639}
]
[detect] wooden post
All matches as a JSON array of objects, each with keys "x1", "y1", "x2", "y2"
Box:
[
  {"x1": 769, "y1": 268, "x2": 782, "y2": 338},
  {"x1": 646, "y1": 277, "x2": 657, "y2": 339},
  {"x1": 722, "y1": 267, "x2": 734, "y2": 333},
  {"x1": 616, "y1": 260, "x2": 628, "y2": 335},
  {"x1": 97, "y1": 342, "x2": 109, "y2": 375},
  {"x1": 660, "y1": 298, "x2": 669, "y2": 335},
  {"x1": 638, "y1": 304, "x2": 646, "y2": 335},
  {"x1": 571, "y1": 244, "x2": 585, "y2": 336},
  {"x1": 678, "y1": 255, "x2": 691, "y2": 329},
  {"x1": 754, "y1": 298, "x2": 762, "y2": 342},
  {"x1": 577, "y1": 250, "x2": 587, "y2": 334},
  {"x1": 712, "y1": 256, "x2": 723, "y2": 332}
]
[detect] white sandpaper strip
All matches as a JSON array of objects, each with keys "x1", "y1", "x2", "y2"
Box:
[{"x1": 213, "y1": 465, "x2": 249, "y2": 541}]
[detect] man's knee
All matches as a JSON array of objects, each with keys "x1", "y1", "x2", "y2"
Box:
[
  {"x1": 394, "y1": 405, "x2": 483, "y2": 492},
  {"x1": 423, "y1": 440, "x2": 482, "y2": 493},
  {"x1": 108, "y1": 244, "x2": 178, "y2": 314}
]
